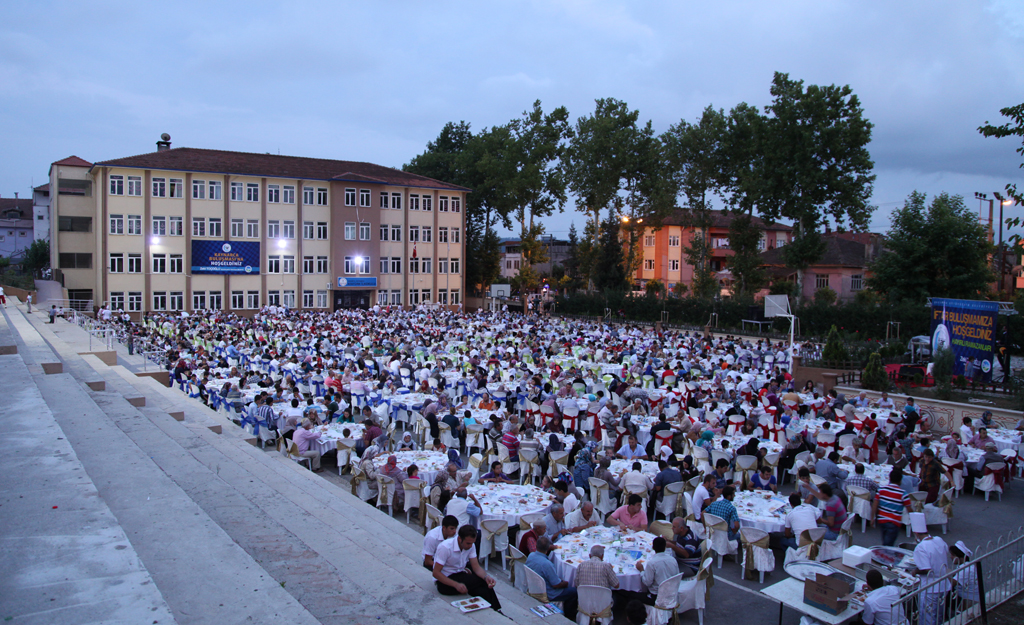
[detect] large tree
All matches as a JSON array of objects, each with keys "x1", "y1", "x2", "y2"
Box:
[
  {"x1": 593, "y1": 214, "x2": 629, "y2": 292},
  {"x1": 978, "y1": 103, "x2": 1024, "y2": 241},
  {"x1": 868, "y1": 191, "x2": 994, "y2": 302}
]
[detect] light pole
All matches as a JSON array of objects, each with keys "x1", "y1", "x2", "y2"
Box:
[
  {"x1": 994, "y1": 192, "x2": 1014, "y2": 298},
  {"x1": 976, "y1": 193, "x2": 997, "y2": 295}
]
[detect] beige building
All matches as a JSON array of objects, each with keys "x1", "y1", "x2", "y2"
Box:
[{"x1": 49, "y1": 138, "x2": 467, "y2": 316}]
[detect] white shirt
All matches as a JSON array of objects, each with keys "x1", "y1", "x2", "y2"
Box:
[
  {"x1": 563, "y1": 493, "x2": 579, "y2": 514},
  {"x1": 914, "y1": 536, "x2": 952, "y2": 592},
  {"x1": 433, "y1": 536, "x2": 477, "y2": 577},
  {"x1": 421, "y1": 526, "x2": 446, "y2": 562},
  {"x1": 959, "y1": 424, "x2": 974, "y2": 444},
  {"x1": 621, "y1": 470, "x2": 653, "y2": 494},
  {"x1": 565, "y1": 506, "x2": 596, "y2": 530},
  {"x1": 841, "y1": 446, "x2": 870, "y2": 463},
  {"x1": 862, "y1": 585, "x2": 902, "y2": 625},
  {"x1": 785, "y1": 503, "x2": 822, "y2": 537},
  {"x1": 691, "y1": 485, "x2": 710, "y2": 520}
]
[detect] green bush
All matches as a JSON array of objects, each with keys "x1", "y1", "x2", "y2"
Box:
[
  {"x1": 814, "y1": 287, "x2": 838, "y2": 306},
  {"x1": 822, "y1": 325, "x2": 849, "y2": 363},
  {"x1": 861, "y1": 352, "x2": 890, "y2": 391}
]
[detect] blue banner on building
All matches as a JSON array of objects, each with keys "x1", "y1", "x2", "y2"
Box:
[
  {"x1": 191, "y1": 241, "x2": 261, "y2": 275},
  {"x1": 930, "y1": 298, "x2": 998, "y2": 381},
  {"x1": 337, "y1": 277, "x2": 377, "y2": 288}
]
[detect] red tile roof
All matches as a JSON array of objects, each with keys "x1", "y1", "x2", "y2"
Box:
[
  {"x1": 34, "y1": 183, "x2": 50, "y2": 193},
  {"x1": 52, "y1": 156, "x2": 93, "y2": 167},
  {"x1": 661, "y1": 209, "x2": 792, "y2": 231},
  {"x1": 0, "y1": 198, "x2": 32, "y2": 213},
  {"x1": 93, "y1": 147, "x2": 470, "y2": 192},
  {"x1": 761, "y1": 235, "x2": 868, "y2": 268}
]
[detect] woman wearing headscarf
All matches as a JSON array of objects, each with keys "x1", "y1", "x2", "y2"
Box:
[
  {"x1": 696, "y1": 430, "x2": 716, "y2": 452},
  {"x1": 382, "y1": 455, "x2": 407, "y2": 505},
  {"x1": 679, "y1": 455, "x2": 699, "y2": 481},
  {"x1": 398, "y1": 431, "x2": 417, "y2": 451},
  {"x1": 358, "y1": 445, "x2": 380, "y2": 492},
  {"x1": 447, "y1": 448, "x2": 464, "y2": 470},
  {"x1": 572, "y1": 441, "x2": 598, "y2": 488}
]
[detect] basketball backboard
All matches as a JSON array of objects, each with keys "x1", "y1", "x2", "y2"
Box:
[{"x1": 764, "y1": 295, "x2": 791, "y2": 318}]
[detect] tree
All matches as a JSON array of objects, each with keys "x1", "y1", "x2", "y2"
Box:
[
  {"x1": 868, "y1": 191, "x2": 994, "y2": 303},
  {"x1": 22, "y1": 239, "x2": 49, "y2": 276},
  {"x1": 931, "y1": 346, "x2": 955, "y2": 400},
  {"x1": 646, "y1": 279, "x2": 665, "y2": 298},
  {"x1": 978, "y1": 103, "x2": 1024, "y2": 214},
  {"x1": 861, "y1": 352, "x2": 890, "y2": 392},
  {"x1": 563, "y1": 222, "x2": 583, "y2": 293},
  {"x1": 593, "y1": 214, "x2": 629, "y2": 292},
  {"x1": 726, "y1": 214, "x2": 766, "y2": 297},
  {"x1": 822, "y1": 324, "x2": 849, "y2": 363}
]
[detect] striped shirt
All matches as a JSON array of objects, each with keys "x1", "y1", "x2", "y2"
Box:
[{"x1": 876, "y1": 484, "x2": 910, "y2": 525}]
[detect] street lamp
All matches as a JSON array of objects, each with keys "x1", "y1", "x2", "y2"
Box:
[
  {"x1": 994, "y1": 192, "x2": 1014, "y2": 297},
  {"x1": 976, "y1": 193, "x2": 997, "y2": 294}
]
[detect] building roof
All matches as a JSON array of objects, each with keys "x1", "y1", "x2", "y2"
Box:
[
  {"x1": 761, "y1": 235, "x2": 869, "y2": 268},
  {"x1": 92, "y1": 147, "x2": 470, "y2": 191},
  {"x1": 0, "y1": 198, "x2": 32, "y2": 215},
  {"x1": 52, "y1": 156, "x2": 93, "y2": 167},
  {"x1": 661, "y1": 209, "x2": 792, "y2": 231},
  {"x1": 34, "y1": 183, "x2": 50, "y2": 193}
]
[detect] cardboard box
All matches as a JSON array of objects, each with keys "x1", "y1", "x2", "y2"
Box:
[
  {"x1": 803, "y1": 573, "x2": 854, "y2": 615},
  {"x1": 843, "y1": 546, "x2": 873, "y2": 568}
]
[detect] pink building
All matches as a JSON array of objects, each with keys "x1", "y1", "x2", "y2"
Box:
[{"x1": 761, "y1": 232, "x2": 882, "y2": 302}]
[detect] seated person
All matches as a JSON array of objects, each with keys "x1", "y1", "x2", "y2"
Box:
[
  {"x1": 432, "y1": 525, "x2": 501, "y2": 612},
  {"x1": 526, "y1": 537, "x2": 578, "y2": 619},
  {"x1": 814, "y1": 483, "x2": 848, "y2": 540},
  {"x1": 518, "y1": 521, "x2": 546, "y2": 555},
  {"x1": 478, "y1": 461, "x2": 514, "y2": 484},
  {"x1": 634, "y1": 536, "x2": 680, "y2": 605},
  {"x1": 565, "y1": 501, "x2": 599, "y2": 533},
  {"x1": 421, "y1": 515, "x2": 459, "y2": 569},
  {"x1": 776, "y1": 492, "x2": 822, "y2": 551},
  {"x1": 607, "y1": 494, "x2": 648, "y2": 531},
  {"x1": 617, "y1": 435, "x2": 649, "y2": 461},
  {"x1": 666, "y1": 517, "x2": 702, "y2": 574},
  {"x1": 444, "y1": 488, "x2": 481, "y2": 527},
  {"x1": 748, "y1": 465, "x2": 777, "y2": 492},
  {"x1": 704, "y1": 485, "x2": 741, "y2": 541}
]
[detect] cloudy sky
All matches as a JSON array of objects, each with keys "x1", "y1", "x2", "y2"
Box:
[{"x1": 2, "y1": 0, "x2": 1023, "y2": 240}]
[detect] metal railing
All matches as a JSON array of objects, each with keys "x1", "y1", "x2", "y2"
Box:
[{"x1": 889, "y1": 526, "x2": 1024, "y2": 625}]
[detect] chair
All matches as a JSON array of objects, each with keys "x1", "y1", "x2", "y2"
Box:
[
  {"x1": 549, "y1": 450, "x2": 570, "y2": 479},
  {"x1": 739, "y1": 527, "x2": 775, "y2": 583},
  {"x1": 654, "y1": 430, "x2": 674, "y2": 453},
  {"x1": 479, "y1": 519, "x2": 509, "y2": 572},
  {"x1": 336, "y1": 440, "x2": 355, "y2": 475},
  {"x1": 692, "y1": 448, "x2": 711, "y2": 474},
  {"x1": 819, "y1": 515, "x2": 855, "y2": 561},
  {"x1": 539, "y1": 404, "x2": 556, "y2": 428},
  {"x1": 847, "y1": 485, "x2": 875, "y2": 533},
  {"x1": 466, "y1": 423, "x2": 486, "y2": 454},
  {"x1": 975, "y1": 462, "x2": 1006, "y2": 501},
  {"x1": 403, "y1": 478, "x2": 425, "y2": 524},
  {"x1": 563, "y1": 404, "x2": 581, "y2": 432},
  {"x1": 576, "y1": 585, "x2": 613, "y2": 625},
  {"x1": 656, "y1": 482, "x2": 685, "y2": 521},
  {"x1": 520, "y1": 448, "x2": 541, "y2": 485},
  {"x1": 710, "y1": 450, "x2": 732, "y2": 481},
  {"x1": 588, "y1": 477, "x2": 616, "y2": 521},
  {"x1": 281, "y1": 440, "x2": 312, "y2": 470},
  {"x1": 941, "y1": 457, "x2": 965, "y2": 497},
  {"x1": 763, "y1": 452, "x2": 781, "y2": 482},
  {"x1": 622, "y1": 485, "x2": 649, "y2": 515},
  {"x1": 816, "y1": 429, "x2": 837, "y2": 452},
  {"x1": 649, "y1": 520, "x2": 674, "y2": 540},
  {"x1": 726, "y1": 415, "x2": 745, "y2": 435},
  {"x1": 838, "y1": 433, "x2": 856, "y2": 451},
  {"x1": 923, "y1": 487, "x2": 954, "y2": 534},
  {"x1": 497, "y1": 443, "x2": 520, "y2": 476},
  {"x1": 524, "y1": 564, "x2": 550, "y2": 603},
  {"x1": 424, "y1": 503, "x2": 443, "y2": 531},
  {"x1": 702, "y1": 513, "x2": 737, "y2": 568},
  {"x1": 735, "y1": 455, "x2": 759, "y2": 489},
  {"x1": 350, "y1": 466, "x2": 375, "y2": 502},
  {"x1": 784, "y1": 528, "x2": 827, "y2": 566},
  {"x1": 375, "y1": 474, "x2": 396, "y2": 515},
  {"x1": 438, "y1": 422, "x2": 459, "y2": 452},
  {"x1": 468, "y1": 453, "x2": 484, "y2": 483},
  {"x1": 669, "y1": 555, "x2": 713, "y2": 625},
  {"x1": 645, "y1": 572, "x2": 684, "y2": 625},
  {"x1": 508, "y1": 545, "x2": 529, "y2": 592}
]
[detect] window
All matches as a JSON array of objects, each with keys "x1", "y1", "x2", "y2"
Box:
[
  {"x1": 359, "y1": 189, "x2": 370, "y2": 207},
  {"x1": 267, "y1": 184, "x2": 280, "y2": 203},
  {"x1": 268, "y1": 290, "x2": 280, "y2": 306},
  {"x1": 380, "y1": 257, "x2": 389, "y2": 274},
  {"x1": 246, "y1": 183, "x2": 259, "y2": 202},
  {"x1": 815, "y1": 274, "x2": 829, "y2": 290},
  {"x1": 316, "y1": 222, "x2": 327, "y2": 239},
  {"x1": 193, "y1": 291, "x2": 206, "y2": 310},
  {"x1": 360, "y1": 257, "x2": 370, "y2": 274},
  {"x1": 450, "y1": 258, "x2": 460, "y2": 274},
  {"x1": 152, "y1": 254, "x2": 166, "y2": 273},
  {"x1": 316, "y1": 188, "x2": 327, "y2": 205},
  {"x1": 169, "y1": 291, "x2": 183, "y2": 311},
  {"x1": 268, "y1": 220, "x2": 280, "y2": 239},
  {"x1": 109, "y1": 175, "x2": 124, "y2": 195},
  {"x1": 128, "y1": 254, "x2": 141, "y2": 273},
  {"x1": 451, "y1": 289, "x2": 461, "y2": 305},
  {"x1": 851, "y1": 274, "x2": 863, "y2": 291},
  {"x1": 246, "y1": 291, "x2": 259, "y2": 309},
  {"x1": 208, "y1": 218, "x2": 222, "y2": 237},
  {"x1": 231, "y1": 291, "x2": 244, "y2": 309},
  {"x1": 409, "y1": 257, "x2": 419, "y2": 273},
  {"x1": 153, "y1": 292, "x2": 167, "y2": 310},
  {"x1": 409, "y1": 226, "x2": 419, "y2": 242},
  {"x1": 439, "y1": 196, "x2": 449, "y2": 212},
  {"x1": 231, "y1": 219, "x2": 243, "y2": 238},
  {"x1": 268, "y1": 256, "x2": 281, "y2": 273},
  {"x1": 316, "y1": 290, "x2": 327, "y2": 308},
  {"x1": 303, "y1": 221, "x2": 314, "y2": 239},
  {"x1": 127, "y1": 214, "x2": 141, "y2": 235},
  {"x1": 127, "y1": 176, "x2": 142, "y2": 196},
  {"x1": 422, "y1": 196, "x2": 432, "y2": 212},
  {"x1": 438, "y1": 258, "x2": 448, "y2": 274},
  {"x1": 379, "y1": 224, "x2": 389, "y2": 241},
  {"x1": 377, "y1": 291, "x2": 388, "y2": 306},
  {"x1": 451, "y1": 197, "x2": 461, "y2": 213},
  {"x1": 282, "y1": 255, "x2": 295, "y2": 273},
  {"x1": 302, "y1": 290, "x2": 314, "y2": 308},
  {"x1": 379, "y1": 192, "x2": 388, "y2": 208},
  {"x1": 344, "y1": 222, "x2": 356, "y2": 240},
  {"x1": 303, "y1": 187, "x2": 314, "y2": 205},
  {"x1": 757, "y1": 237, "x2": 766, "y2": 251},
  {"x1": 669, "y1": 235, "x2": 680, "y2": 247},
  {"x1": 420, "y1": 288, "x2": 431, "y2": 304},
  {"x1": 58, "y1": 216, "x2": 92, "y2": 232},
  {"x1": 169, "y1": 254, "x2": 182, "y2": 273},
  {"x1": 390, "y1": 257, "x2": 401, "y2": 274},
  {"x1": 345, "y1": 188, "x2": 356, "y2": 206},
  {"x1": 192, "y1": 179, "x2": 206, "y2": 199},
  {"x1": 422, "y1": 226, "x2": 432, "y2": 243},
  {"x1": 109, "y1": 292, "x2": 124, "y2": 310},
  {"x1": 303, "y1": 256, "x2": 314, "y2": 273},
  {"x1": 409, "y1": 194, "x2": 419, "y2": 211},
  {"x1": 391, "y1": 225, "x2": 401, "y2": 242},
  {"x1": 344, "y1": 256, "x2": 357, "y2": 274},
  {"x1": 645, "y1": 235, "x2": 656, "y2": 247},
  {"x1": 644, "y1": 259, "x2": 655, "y2": 270},
  {"x1": 452, "y1": 227, "x2": 460, "y2": 244},
  {"x1": 409, "y1": 289, "x2": 420, "y2": 306},
  {"x1": 209, "y1": 181, "x2": 222, "y2": 200},
  {"x1": 209, "y1": 291, "x2": 222, "y2": 310},
  {"x1": 283, "y1": 220, "x2": 295, "y2": 239},
  {"x1": 230, "y1": 182, "x2": 244, "y2": 201},
  {"x1": 506, "y1": 260, "x2": 512, "y2": 269},
  {"x1": 169, "y1": 179, "x2": 183, "y2": 198},
  {"x1": 152, "y1": 177, "x2": 166, "y2": 198},
  {"x1": 282, "y1": 290, "x2": 295, "y2": 308},
  {"x1": 776, "y1": 236, "x2": 787, "y2": 248},
  {"x1": 109, "y1": 214, "x2": 124, "y2": 235},
  {"x1": 109, "y1": 253, "x2": 124, "y2": 273},
  {"x1": 670, "y1": 259, "x2": 680, "y2": 271},
  {"x1": 169, "y1": 216, "x2": 182, "y2": 236},
  {"x1": 438, "y1": 227, "x2": 448, "y2": 243},
  {"x1": 390, "y1": 193, "x2": 401, "y2": 210},
  {"x1": 421, "y1": 257, "x2": 431, "y2": 274},
  {"x1": 438, "y1": 289, "x2": 448, "y2": 305},
  {"x1": 282, "y1": 185, "x2": 295, "y2": 204},
  {"x1": 128, "y1": 292, "x2": 142, "y2": 312},
  {"x1": 192, "y1": 217, "x2": 206, "y2": 237},
  {"x1": 246, "y1": 219, "x2": 259, "y2": 238},
  {"x1": 359, "y1": 223, "x2": 370, "y2": 240},
  {"x1": 390, "y1": 290, "x2": 401, "y2": 305},
  {"x1": 316, "y1": 256, "x2": 327, "y2": 273}
]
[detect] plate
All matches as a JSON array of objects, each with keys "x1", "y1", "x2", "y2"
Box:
[
  {"x1": 867, "y1": 546, "x2": 913, "y2": 567},
  {"x1": 784, "y1": 560, "x2": 836, "y2": 581},
  {"x1": 451, "y1": 597, "x2": 490, "y2": 613}
]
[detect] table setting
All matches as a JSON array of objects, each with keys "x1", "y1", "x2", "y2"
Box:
[
  {"x1": 552, "y1": 527, "x2": 657, "y2": 592},
  {"x1": 733, "y1": 490, "x2": 791, "y2": 533},
  {"x1": 467, "y1": 482, "x2": 555, "y2": 526}
]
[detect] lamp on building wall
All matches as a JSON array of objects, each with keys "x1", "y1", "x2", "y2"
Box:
[
  {"x1": 151, "y1": 237, "x2": 160, "y2": 245},
  {"x1": 277, "y1": 239, "x2": 287, "y2": 248}
]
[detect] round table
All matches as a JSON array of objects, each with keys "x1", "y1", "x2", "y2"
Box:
[
  {"x1": 989, "y1": 428, "x2": 1022, "y2": 453},
  {"x1": 553, "y1": 527, "x2": 657, "y2": 592},
  {"x1": 609, "y1": 459, "x2": 660, "y2": 480},
  {"x1": 733, "y1": 490, "x2": 791, "y2": 533},
  {"x1": 467, "y1": 482, "x2": 556, "y2": 527},
  {"x1": 312, "y1": 422, "x2": 366, "y2": 455},
  {"x1": 372, "y1": 450, "x2": 448, "y2": 485}
]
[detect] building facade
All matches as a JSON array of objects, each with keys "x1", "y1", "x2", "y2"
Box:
[
  {"x1": 32, "y1": 183, "x2": 51, "y2": 242},
  {"x1": 499, "y1": 236, "x2": 570, "y2": 280},
  {"x1": 0, "y1": 196, "x2": 35, "y2": 258},
  {"x1": 49, "y1": 140, "x2": 467, "y2": 316},
  {"x1": 760, "y1": 231, "x2": 881, "y2": 302}
]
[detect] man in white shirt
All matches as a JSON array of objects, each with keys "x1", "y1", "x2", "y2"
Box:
[
  {"x1": 959, "y1": 417, "x2": 974, "y2": 446},
  {"x1": 911, "y1": 513, "x2": 951, "y2": 625},
  {"x1": 691, "y1": 474, "x2": 716, "y2": 522},
  {"x1": 432, "y1": 525, "x2": 501, "y2": 612},
  {"x1": 861, "y1": 569, "x2": 903, "y2": 625},
  {"x1": 841, "y1": 437, "x2": 870, "y2": 464},
  {"x1": 779, "y1": 492, "x2": 822, "y2": 551},
  {"x1": 444, "y1": 488, "x2": 481, "y2": 527},
  {"x1": 422, "y1": 515, "x2": 459, "y2": 569},
  {"x1": 565, "y1": 501, "x2": 599, "y2": 533},
  {"x1": 635, "y1": 536, "x2": 680, "y2": 604},
  {"x1": 621, "y1": 462, "x2": 654, "y2": 494}
]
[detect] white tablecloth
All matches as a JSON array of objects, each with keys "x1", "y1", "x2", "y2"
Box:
[
  {"x1": 553, "y1": 528, "x2": 656, "y2": 592},
  {"x1": 372, "y1": 450, "x2": 448, "y2": 485},
  {"x1": 734, "y1": 490, "x2": 790, "y2": 533},
  {"x1": 467, "y1": 483, "x2": 555, "y2": 527},
  {"x1": 312, "y1": 423, "x2": 366, "y2": 455}
]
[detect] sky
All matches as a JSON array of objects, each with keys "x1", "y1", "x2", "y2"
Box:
[{"x1": 2, "y1": 0, "x2": 1023, "y2": 241}]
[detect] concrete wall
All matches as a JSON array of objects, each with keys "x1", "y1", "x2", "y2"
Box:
[{"x1": 834, "y1": 385, "x2": 1023, "y2": 435}]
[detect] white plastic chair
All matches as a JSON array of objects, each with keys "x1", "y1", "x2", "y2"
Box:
[
  {"x1": 403, "y1": 478, "x2": 425, "y2": 524},
  {"x1": 479, "y1": 519, "x2": 509, "y2": 572},
  {"x1": 350, "y1": 466, "x2": 375, "y2": 502},
  {"x1": 975, "y1": 462, "x2": 1006, "y2": 501},
  {"x1": 424, "y1": 503, "x2": 443, "y2": 531},
  {"x1": 703, "y1": 512, "x2": 738, "y2": 568},
  {"x1": 847, "y1": 485, "x2": 875, "y2": 533},
  {"x1": 520, "y1": 448, "x2": 542, "y2": 485},
  {"x1": 281, "y1": 440, "x2": 312, "y2": 470},
  {"x1": 576, "y1": 585, "x2": 613, "y2": 625},
  {"x1": 645, "y1": 572, "x2": 684, "y2": 625},
  {"x1": 336, "y1": 440, "x2": 355, "y2": 475},
  {"x1": 376, "y1": 475, "x2": 396, "y2": 516},
  {"x1": 735, "y1": 455, "x2": 759, "y2": 488},
  {"x1": 524, "y1": 564, "x2": 550, "y2": 603},
  {"x1": 818, "y1": 515, "x2": 855, "y2": 561},
  {"x1": 466, "y1": 424, "x2": 486, "y2": 453},
  {"x1": 497, "y1": 443, "x2": 520, "y2": 476},
  {"x1": 588, "y1": 477, "x2": 616, "y2": 520},
  {"x1": 509, "y1": 545, "x2": 529, "y2": 592},
  {"x1": 739, "y1": 527, "x2": 775, "y2": 583},
  {"x1": 941, "y1": 457, "x2": 965, "y2": 498},
  {"x1": 438, "y1": 422, "x2": 459, "y2": 451},
  {"x1": 549, "y1": 450, "x2": 570, "y2": 479},
  {"x1": 655, "y1": 481, "x2": 685, "y2": 521}
]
